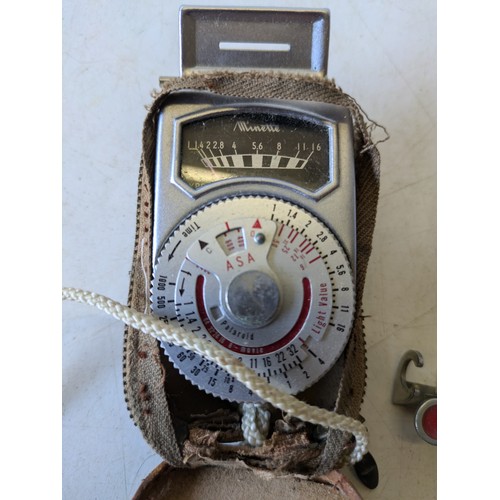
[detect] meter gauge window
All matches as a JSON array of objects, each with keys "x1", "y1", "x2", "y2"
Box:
[
  {"x1": 174, "y1": 109, "x2": 338, "y2": 199},
  {"x1": 151, "y1": 196, "x2": 356, "y2": 403}
]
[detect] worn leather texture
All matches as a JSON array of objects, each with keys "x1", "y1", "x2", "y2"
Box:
[{"x1": 132, "y1": 463, "x2": 362, "y2": 500}]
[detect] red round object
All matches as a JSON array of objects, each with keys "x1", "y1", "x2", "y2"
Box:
[{"x1": 422, "y1": 403, "x2": 437, "y2": 440}]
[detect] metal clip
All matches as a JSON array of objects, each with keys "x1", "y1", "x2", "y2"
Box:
[
  {"x1": 392, "y1": 350, "x2": 437, "y2": 406},
  {"x1": 178, "y1": 7, "x2": 329, "y2": 77}
]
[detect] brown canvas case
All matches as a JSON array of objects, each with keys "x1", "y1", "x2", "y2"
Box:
[{"x1": 123, "y1": 72, "x2": 381, "y2": 482}]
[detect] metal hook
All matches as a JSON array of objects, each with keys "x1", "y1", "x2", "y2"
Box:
[{"x1": 392, "y1": 350, "x2": 437, "y2": 406}]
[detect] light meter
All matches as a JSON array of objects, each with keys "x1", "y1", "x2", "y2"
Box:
[
  {"x1": 150, "y1": 91, "x2": 356, "y2": 402},
  {"x1": 121, "y1": 6, "x2": 382, "y2": 475}
]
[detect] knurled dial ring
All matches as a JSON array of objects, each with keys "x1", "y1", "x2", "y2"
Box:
[{"x1": 151, "y1": 196, "x2": 355, "y2": 402}]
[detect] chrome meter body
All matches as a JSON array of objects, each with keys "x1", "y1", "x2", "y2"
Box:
[{"x1": 150, "y1": 8, "x2": 356, "y2": 403}]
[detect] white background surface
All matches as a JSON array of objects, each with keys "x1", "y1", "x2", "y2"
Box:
[{"x1": 62, "y1": 1, "x2": 436, "y2": 498}]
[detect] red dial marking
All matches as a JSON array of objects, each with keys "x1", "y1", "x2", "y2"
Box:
[
  {"x1": 301, "y1": 241, "x2": 312, "y2": 253},
  {"x1": 195, "y1": 276, "x2": 311, "y2": 355}
]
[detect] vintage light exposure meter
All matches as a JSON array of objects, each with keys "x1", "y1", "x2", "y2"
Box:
[{"x1": 150, "y1": 8, "x2": 356, "y2": 403}]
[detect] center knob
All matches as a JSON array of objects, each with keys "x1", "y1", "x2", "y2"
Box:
[{"x1": 225, "y1": 270, "x2": 281, "y2": 329}]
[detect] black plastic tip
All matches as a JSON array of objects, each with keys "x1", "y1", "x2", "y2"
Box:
[{"x1": 353, "y1": 451, "x2": 379, "y2": 489}]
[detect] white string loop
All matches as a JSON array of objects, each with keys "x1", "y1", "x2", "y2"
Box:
[
  {"x1": 62, "y1": 287, "x2": 368, "y2": 464},
  {"x1": 240, "y1": 402, "x2": 271, "y2": 447}
]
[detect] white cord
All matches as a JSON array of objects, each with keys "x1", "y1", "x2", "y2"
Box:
[
  {"x1": 240, "y1": 402, "x2": 271, "y2": 447},
  {"x1": 62, "y1": 287, "x2": 368, "y2": 464}
]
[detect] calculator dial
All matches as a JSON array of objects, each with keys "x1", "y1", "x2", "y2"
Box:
[{"x1": 151, "y1": 196, "x2": 355, "y2": 402}]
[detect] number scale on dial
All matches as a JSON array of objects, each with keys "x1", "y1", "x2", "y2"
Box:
[{"x1": 151, "y1": 196, "x2": 355, "y2": 402}]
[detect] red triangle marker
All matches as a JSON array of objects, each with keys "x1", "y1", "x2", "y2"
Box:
[{"x1": 252, "y1": 219, "x2": 262, "y2": 229}]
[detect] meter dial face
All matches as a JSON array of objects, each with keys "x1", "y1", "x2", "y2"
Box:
[
  {"x1": 180, "y1": 111, "x2": 332, "y2": 193},
  {"x1": 151, "y1": 197, "x2": 355, "y2": 402}
]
